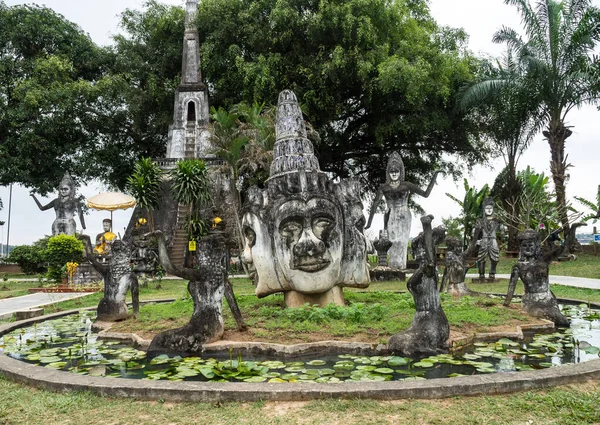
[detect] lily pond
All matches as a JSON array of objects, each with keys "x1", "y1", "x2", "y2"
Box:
[{"x1": 1, "y1": 304, "x2": 599, "y2": 383}]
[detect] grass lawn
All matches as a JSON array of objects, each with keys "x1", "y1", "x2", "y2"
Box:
[
  {"x1": 1, "y1": 258, "x2": 600, "y2": 423},
  {"x1": 0, "y1": 375, "x2": 598, "y2": 424}
]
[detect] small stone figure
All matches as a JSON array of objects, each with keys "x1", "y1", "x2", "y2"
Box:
[
  {"x1": 369, "y1": 230, "x2": 406, "y2": 281},
  {"x1": 504, "y1": 229, "x2": 569, "y2": 326},
  {"x1": 365, "y1": 152, "x2": 440, "y2": 269},
  {"x1": 388, "y1": 215, "x2": 449, "y2": 357},
  {"x1": 93, "y1": 219, "x2": 116, "y2": 256},
  {"x1": 473, "y1": 197, "x2": 501, "y2": 280},
  {"x1": 440, "y1": 236, "x2": 479, "y2": 296},
  {"x1": 31, "y1": 172, "x2": 86, "y2": 236},
  {"x1": 131, "y1": 234, "x2": 158, "y2": 275},
  {"x1": 241, "y1": 90, "x2": 370, "y2": 308},
  {"x1": 80, "y1": 235, "x2": 139, "y2": 322},
  {"x1": 146, "y1": 230, "x2": 226, "y2": 354},
  {"x1": 373, "y1": 230, "x2": 393, "y2": 267}
]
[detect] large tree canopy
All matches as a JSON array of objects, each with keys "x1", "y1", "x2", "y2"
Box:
[
  {"x1": 196, "y1": 0, "x2": 488, "y2": 190},
  {"x1": 0, "y1": 2, "x2": 112, "y2": 194},
  {"x1": 1, "y1": 0, "x2": 488, "y2": 193}
]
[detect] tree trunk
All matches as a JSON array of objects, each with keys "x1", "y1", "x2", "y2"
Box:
[{"x1": 543, "y1": 120, "x2": 572, "y2": 233}]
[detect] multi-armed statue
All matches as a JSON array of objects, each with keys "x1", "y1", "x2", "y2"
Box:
[
  {"x1": 365, "y1": 153, "x2": 440, "y2": 269},
  {"x1": 242, "y1": 90, "x2": 370, "y2": 307},
  {"x1": 31, "y1": 172, "x2": 86, "y2": 236}
]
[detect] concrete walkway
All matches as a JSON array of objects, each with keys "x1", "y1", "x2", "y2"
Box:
[
  {"x1": 465, "y1": 274, "x2": 600, "y2": 290},
  {"x1": 0, "y1": 292, "x2": 92, "y2": 320}
]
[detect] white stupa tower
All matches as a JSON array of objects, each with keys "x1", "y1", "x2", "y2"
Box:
[{"x1": 165, "y1": 0, "x2": 212, "y2": 159}]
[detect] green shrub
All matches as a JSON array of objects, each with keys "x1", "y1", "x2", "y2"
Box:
[
  {"x1": 45, "y1": 235, "x2": 84, "y2": 282},
  {"x1": 7, "y1": 244, "x2": 46, "y2": 274}
]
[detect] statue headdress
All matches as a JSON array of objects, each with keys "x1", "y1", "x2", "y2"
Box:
[
  {"x1": 386, "y1": 152, "x2": 405, "y2": 183},
  {"x1": 59, "y1": 172, "x2": 76, "y2": 198}
]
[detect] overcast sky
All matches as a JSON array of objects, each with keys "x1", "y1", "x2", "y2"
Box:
[{"x1": 1, "y1": 0, "x2": 599, "y2": 248}]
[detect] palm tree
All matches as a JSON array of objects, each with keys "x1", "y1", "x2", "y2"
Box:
[
  {"x1": 460, "y1": 0, "x2": 600, "y2": 233},
  {"x1": 126, "y1": 157, "x2": 163, "y2": 231},
  {"x1": 169, "y1": 159, "x2": 212, "y2": 242},
  {"x1": 446, "y1": 179, "x2": 490, "y2": 249}
]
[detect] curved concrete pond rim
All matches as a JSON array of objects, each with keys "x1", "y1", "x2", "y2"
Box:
[{"x1": 1, "y1": 300, "x2": 600, "y2": 401}]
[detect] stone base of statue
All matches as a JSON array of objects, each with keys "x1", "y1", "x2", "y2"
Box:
[
  {"x1": 388, "y1": 309, "x2": 449, "y2": 357},
  {"x1": 445, "y1": 282, "x2": 482, "y2": 297},
  {"x1": 73, "y1": 262, "x2": 103, "y2": 285},
  {"x1": 369, "y1": 266, "x2": 406, "y2": 282},
  {"x1": 97, "y1": 298, "x2": 129, "y2": 322},
  {"x1": 284, "y1": 287, "x2": 344, "y2": 308},
  {"x1": 522, "y1": 291, "x2": 569, "y2": 327},
  {"x1": 471, "y1": 277, "x2": 499, "y2": 284}
]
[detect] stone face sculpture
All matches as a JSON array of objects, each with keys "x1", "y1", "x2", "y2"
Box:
[
  {"x1": 365, "y1": 152, "x2": 440, "y2": 269},
  {"x1": 473, "y1": 197, "x2": 501, "y2": 280},
  {"x1": 80, "y1": 235, "x2": 139, "y2": 322},
  {"x1": 241, "y1": 90, "x2": 370, "y2": 307},
  {"x1": 504, "y1": 229, "x2": 569, "y2": 326},
  {"x1": 31, "y1": 172, "x2": 86, "y2": 236},
  {"x1": 388, "y1": 215, "x2": 449, "y2": 356},
  {"x1": 147, "y1": 230, "x2": 226, "y2": 354}
]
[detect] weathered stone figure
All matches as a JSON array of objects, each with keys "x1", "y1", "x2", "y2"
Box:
[
  {"x1": 80, "y1": 235, "x2": 139, "y2": 322},
  {"x1": 473, "y1": 197, "x2": 501, "y2": 280},
  {"x1": 365, "y1": 152, "x2": 440, "y2": 269},
  {"x1": 241, "y1": 90, "x2": 370, "y2": 307},
  {"x1": 146, "y1": 230, "x2": 226, "y2": 354},
  {"x1": 388, "y1": 215, "x2": 449, "y2": 356},
  {"x1": 440, "y1": 236, "x2": 479, "y2": 296},
  {"x1": 504, "y1": 229, "x2": 569, "y2": 326},
  {"x1": 31, "y1": 172, "x2": 86, "y2": 236}
]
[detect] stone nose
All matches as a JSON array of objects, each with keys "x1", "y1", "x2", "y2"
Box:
[{"x1": 293, "y1": 230, "x2": 325, "y2": 257}]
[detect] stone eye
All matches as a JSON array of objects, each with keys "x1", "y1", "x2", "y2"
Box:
[
  {"x1": 312, "y1": 217, "x2": 333, "y2": 240},
  {"x1": 280, "y1": 220, "x2": 303, "y2": 240}
]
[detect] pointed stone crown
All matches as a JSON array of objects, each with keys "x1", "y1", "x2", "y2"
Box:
[{"x1": 270, "y1": 90, "x2": 320, "y2": 177}]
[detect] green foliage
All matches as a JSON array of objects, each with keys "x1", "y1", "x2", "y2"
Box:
[
  {"x1": 265, "y1": 302, "x2": 390, "y2": 325},
  {"x1": 0, "y1": 3, "x2": 113, "y2": 194},
  {"x1": 574, "y1": 185, "x2": 600, "y2": 224},
  {"x1": 446, "y1": 178, "x2": 490, "y2": 248},
  {"x1": 127, "y1": 157, "x2": 163, "y2": 230},
  {"x1": 459, "y1": 0, "x2": 600, "y2": 227},
  {"x1": 441, "y1": 216, "x2": 463, "y2": 239},
  {"x1": 7, "y1": 244, "x2": 46, "y2": 275},
  {"x1": 44, "y1": 235, "x2": 84, "y2": 282},
  {"x1": 169, "y1": 159, "x2": 211, "y2": 208}
]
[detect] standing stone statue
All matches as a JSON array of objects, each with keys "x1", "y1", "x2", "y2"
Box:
[
  {"x1": 241, "y1": 90, "x2": 370, "y2": 308},
  {"x1": 504, "y1": 228, "x2": 569, "y2": 326},
  {"x1": 79, "y1": 235, "x2": 139, "y2": 322},
  {"x1": 146, "y1": 230, "x2": 226, "y2": 354},
  {"x1": 473, "y1": 197, "x2": 501, "y2": 280},
  {"x1": 388, "y1": 215, "x2": 449, "y2": 356},
  {"x1": 31, "y1": 172, "x2": 86, "y2": 236},
  {"x1": 365, "y1": 152, "x2": 440, "y2": 269}
]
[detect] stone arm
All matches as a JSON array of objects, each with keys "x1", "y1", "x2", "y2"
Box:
[
  {"x1": 145, "y1": 230, "x2": 218, "y2": 281},
  {"x1": 77, "y1": 202, "x2": 86, "y2": 230},
  {"x1": 439, "y1": 266, "x2": 449, "y2": 293},
  {"x1": 30, "y1": 194, "x2": 55, "y2": 211},
  {"x1": 461, "y1": 231, "x2": 480, "y2": 261},
  {"x1": 365, "y1": 189, "x2": 384, "y2": 230},
  {"x1": 407, "y1": 171, "x2": 441, "y2": 198},
  {"x1": 77, "y1": 234, "x2": 109, "y2": 276},
  {"x1": 503, "y1": 264, "x2": 520, "y2": 306},
  {"x1": 421, "y1": 215, "x2": 436, "y2": 272},
  {"x1": 542, "y1": 222, "x2": 585, "y2": 262}
]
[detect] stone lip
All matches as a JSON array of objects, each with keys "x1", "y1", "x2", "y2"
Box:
[{"x1": 1, "y1": 300, "x2": 599, "y2": 401}]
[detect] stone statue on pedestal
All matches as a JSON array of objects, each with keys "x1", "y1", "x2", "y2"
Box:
[
  {"x1": 365, "y1": 152, "x2": 440, "y2": 269},
  {"x1": 93, "y1": 219, "x2": 116, "y2": 256},
  {"x1": 241, "y1": 89, "x2": 370, "y2": 308},
  {"x1": 473, "y1": 197, "x2": 501, "y2": 280},
  {"x1": 31, "y1": 172, "x2": 86, "y2": 236}
]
